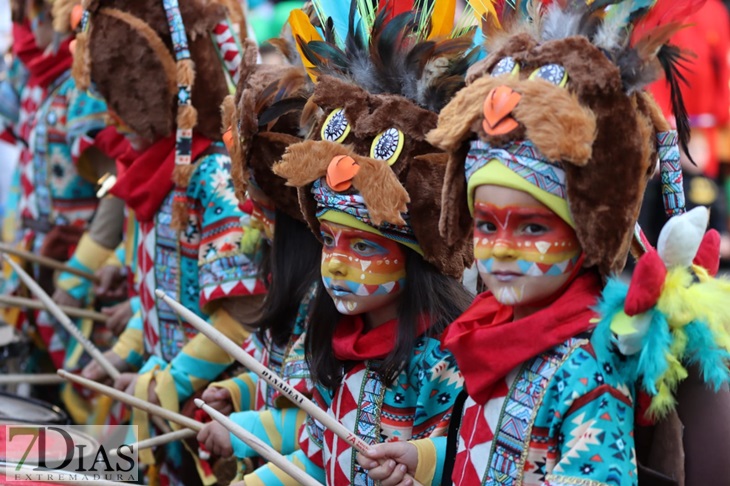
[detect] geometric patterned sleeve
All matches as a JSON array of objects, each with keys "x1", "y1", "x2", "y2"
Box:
[
  {"x1": 184, "y1": 151, "x2": 266, "y2": 311},
  {"x1": 110, "y1": 306, "x2": 145, "y2": 369},
  {"x1": 243, "y1": 389, "x2": 330, "y2": 486},
  {"x1": 228, "y1": 407, "x2": 308, "y2": 459},
  {"x1": 55, "y1": 232, "x2": 113, "y2": 301},
  {"x1": 410, "y1": 338, "x2": 464, "y2": 440},
  {"x1": 65, "y1": 81, "x2": 109, "y2": 165},
  {"x1": 157, "y1": 304, "x2": 251, "y2": 403},
  {"x1": 536, "y1": 343, "x2": 638, "y2": 486}
]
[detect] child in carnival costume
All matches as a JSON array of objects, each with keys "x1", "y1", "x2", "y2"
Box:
[
  {"x1": 72, "y1": 0, "x2": 267, "y2": 481},
  {"x1": 1, "y1": 0, "x2": 125, "y2": 421},
  {"x1": 359, "y1": 1, "x2": 730, "y2": 485},
  {"x1": 196, "y1": 34, "x2": 323, "y2": 480},
  {"x1": 241, "y1": 1, "x2": 478, "y2": 484}
]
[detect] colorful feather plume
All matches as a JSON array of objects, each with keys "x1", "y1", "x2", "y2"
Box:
[{"x1": 295, "y1": 0, "x2": 477, "y2": 112}]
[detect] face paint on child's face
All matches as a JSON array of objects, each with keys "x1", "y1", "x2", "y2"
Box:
[
  {"x1": 320, "y1": 221, "x2": 406, "y2": 316},
  {"x1": 473, "y1": 185, "x2": 581, "y2": 307},
  {"x1": 247, "y1": 184, "x2": 275, "y2": 242}
]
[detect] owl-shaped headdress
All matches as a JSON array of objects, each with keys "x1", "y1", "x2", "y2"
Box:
[
  {"x1": 273, "y1": 0, "x2": 479, "y2": 277},
  {"x1": 69, "y1": 0, "x2": 244, "y2": 229},
  {"x1": 429, "y1": 0, "x2": 701, "y2": 276}
]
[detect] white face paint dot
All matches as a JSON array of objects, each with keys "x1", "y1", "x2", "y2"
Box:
[
  {"x1": 385, "y1": 260, "x2": 390, "y2": 265},
  {"x1": 360, "y1": 274, "x2": 365, "y2": 280},
  {"x1": 393, "y1": 260, "x2": 398, "y2": 264}
]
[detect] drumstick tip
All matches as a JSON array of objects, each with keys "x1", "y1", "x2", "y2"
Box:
[
  {"x1": 194, "y1": 398, "x2": 205, "y2": 408},
  {"x1": 154, "y1": 289, "x2": 166, "y2": 299}
]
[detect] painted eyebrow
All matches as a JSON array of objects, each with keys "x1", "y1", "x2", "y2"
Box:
[{"x1": 474, "y1": 204, "x2": 556, "y2": 219}]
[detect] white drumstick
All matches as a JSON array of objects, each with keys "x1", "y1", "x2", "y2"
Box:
[
  {"x1": 3, "y1": 255, "x2": 119, "y2": 380},
  {"x1": 195, "y1": 399, "x2": 321, "y2": 486},
  {"x1": 155, "y1": 289, "x2": 424, "y2": 486}
]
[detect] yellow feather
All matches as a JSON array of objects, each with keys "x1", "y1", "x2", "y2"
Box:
[
  {"x1": 468, "y1": 0, "x2": 500, "y2": 28},
  {"x1": 288, "y1": 9, "x2": 323, "y2": 82},
  {"x1": 428, "y1": 0, "x2": 457, "y2": 39}
]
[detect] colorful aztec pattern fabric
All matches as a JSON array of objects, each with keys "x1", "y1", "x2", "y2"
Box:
[
  {"x1": 445, "y1": 332, "x2": 637, "y2": 486},
  {"x1": 244, "y1": 336, "x2": 463, "y2": 486},
  {"x1": 222, "y1": 286, "x2": 316, "y2": 464},
  {"x1": 2, "y1": 70, "x2": 110, "y2": 371},
  {"x1": 135, "y1": 145, "x2": 266, "y2": 397},
  {"x1": 465, "y1": 139, "x2": 566, "y2": 199}
]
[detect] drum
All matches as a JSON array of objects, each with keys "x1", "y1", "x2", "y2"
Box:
[{"x1": 0, "y1": 392, "x2": 68, "y2": 425}]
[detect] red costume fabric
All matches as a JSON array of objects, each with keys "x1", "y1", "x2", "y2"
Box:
[
  {"x1": 441, "y1": 271, "x2": 602, "y2": 404},
  {"x1": 110, "y1": 136, "x2": 213, "y2": 222}
]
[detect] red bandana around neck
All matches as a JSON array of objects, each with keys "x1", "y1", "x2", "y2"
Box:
[
  {"x1": 110, "y1": 135, "x2": 213, "y2": 222},
  {"x1": 12, "y1": 22, "x2": 73, "y2": 89},
  {"x1": 441, "y1": 271, "x2": 602, "y2": 405},
  {"x1": 332, "y1": 314, "x2": 430, "y2": 362}
]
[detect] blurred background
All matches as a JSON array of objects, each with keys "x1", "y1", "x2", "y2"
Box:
[{"x1": 0, "y1": 0, "x2": 728, "y2": 268}]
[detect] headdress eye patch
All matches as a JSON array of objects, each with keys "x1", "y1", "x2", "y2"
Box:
[
  {"x1": 370, "y1": 128, "x2": 405, "y2": 166},
  {"x1": 321, "y1": 108, "x2": 351, "y2": 143}
]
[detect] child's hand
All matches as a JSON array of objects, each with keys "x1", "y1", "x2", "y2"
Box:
[
  {"x1": 200, "y1": 387, "x2": 233, "y2": 415},
  {"x1": 197, "y1": 421, "x2": 233, "y2": 458},
  {"x1": 356, "y1": 442, "x2": 418, "y2": 486}
]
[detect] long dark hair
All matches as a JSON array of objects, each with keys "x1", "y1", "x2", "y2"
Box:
[
  {"x1": 255, "y1": 209, "x2": 322, "y2": 347},
  {"x1": 305, "y1": 247, "x2": 473, "y2": 389}
]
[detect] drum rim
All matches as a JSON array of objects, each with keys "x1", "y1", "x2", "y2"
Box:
[{"x1": 0, "y1": 391, "x2": 69, "y2": 424}]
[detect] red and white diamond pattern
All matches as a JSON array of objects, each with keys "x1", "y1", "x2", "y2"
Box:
[
  {"x1": 452, "y1": 370, "x2": 518, "y2": 485},
  {"x1": 137, "y1": 220, "x2": 161, "y2": 356},
  {"x1": 323, "y1": 365, "x2": 368, "y2": 486}
]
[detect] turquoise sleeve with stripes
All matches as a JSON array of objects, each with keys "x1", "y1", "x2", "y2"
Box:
[{"x1": 229, "y1": 408, "x2": 306, "y2": 459}]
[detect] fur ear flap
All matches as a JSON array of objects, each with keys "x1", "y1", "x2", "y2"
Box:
[
  {"x1": 439, "y1": 146, "x2": 472, "y2": 246},
  {"x1": 408, "y1": 152, "x2": 473, "y2": 277},
  {"x1": 237, "y1": 39, "x2": 259, "y2": 92},
  {"x1": 352, "y1": 158, "x2": 410, "y2": 226},
  {"x1": 297, "y1": 185, "x2": 323, "y2": 240},
  {"x1": 221, "y1": 95, "x2": 247, "y2": 204}
]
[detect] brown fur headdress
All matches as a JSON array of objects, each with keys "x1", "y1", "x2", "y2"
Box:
[
  {"x1": 223, "y1": 39, "x2": 312, "y2": 221},
  {"x1": 75, "y1": 0, "x2": 229, "y2": 142},
  {"x1": 272, "y1": 1, "x2": 478, "y2": 278},
  {"x1": 430, "y1": 0, "x2": 699, "y2": 276}
]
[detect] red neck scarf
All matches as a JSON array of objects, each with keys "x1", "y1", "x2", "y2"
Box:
[
  {"x1": 12, "y1": 22, "x2": 73, "y2": 89},
  {"x1": 441, "y1": 271, "x2": 602, "y2": 405},
  {"x1": 110, "y1": 135, "x2": 213, "y2": 222},
  {"x1": 333, "y1": 314, "x2": 430, "y2": 361}
]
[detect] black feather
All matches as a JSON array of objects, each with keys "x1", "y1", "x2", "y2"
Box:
[
  {"x1": 258, "y1": 98, "x2": 308, "y2": 126},
  {"x1": 658, "y1": 43, "x2": 695, "y2": 165}
]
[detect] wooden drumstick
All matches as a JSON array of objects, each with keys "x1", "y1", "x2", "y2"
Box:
[
  {"x1": 195, "y1": 399, "x2": 321, "y2": 486},
  {"x1": 0, "y1": 294, "x2": 108, "y2": 322},
  {"x1": 59, "y1": 371, "x2": 321, "y2": 485},
  {"x1": 0, "y1": 373, "x2": 65, "y2": 385},
  {"x1": 109, "y1": 429, "x2": 197, "y2": 456},
  {"x1": 0, "y1": 242, "x2": 100, "y2": 283},
  {"x1": 155, "y1": 289, "x2": 424, "y2": 486},
  {"x1": 58, "y1": 370, "x2": 201, "y2": 430},
  {"x1": 4, "y1": 255, "x2": 119, "y2": 380},
  {"x1": 3, "y1": 256, "x2": 170, "y2": 434}
]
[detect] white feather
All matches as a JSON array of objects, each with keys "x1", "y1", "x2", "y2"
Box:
[
  {"x1": 541, "y1": 3, "x2": 583, "y2": 41},
  {"x1": 593, "y1": 1, "x2": 634, "y2": 51}
]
